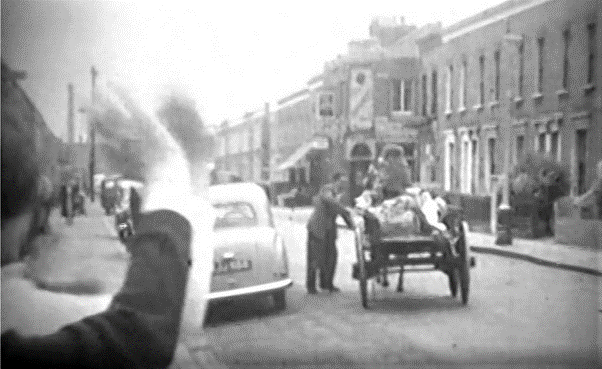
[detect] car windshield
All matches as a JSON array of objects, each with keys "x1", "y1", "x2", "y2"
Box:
[{"x1": 213, "y1": 202, "x2": 258, "y2": 229}]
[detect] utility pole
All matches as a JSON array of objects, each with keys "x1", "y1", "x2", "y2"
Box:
[
  {"x1": 67, "y1": 83, "x2": 74, "y2": 144},
  {"x1": 89, "y1": 66, "x2": 98, "y2": 202}
]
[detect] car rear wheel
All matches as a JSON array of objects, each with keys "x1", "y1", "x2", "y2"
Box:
[{"x1": 273, "y1": 290, "x2": 286, "y2": 311}]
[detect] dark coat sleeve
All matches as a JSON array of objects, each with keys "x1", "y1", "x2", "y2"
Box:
[{"x1": 1, "y1": 210, "x2": 192, "y2": 369}]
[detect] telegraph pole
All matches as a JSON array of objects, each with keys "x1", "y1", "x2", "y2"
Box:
[
  {"x1": 89, "y1": 66, "x2": 98, "y2": 202},
  {"x1": 67, "y1": 84, "x2": 74, "y2": 144}
]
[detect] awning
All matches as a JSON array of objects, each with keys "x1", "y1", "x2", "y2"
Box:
[{"x1": 276, "y1": 137, "x2": 329, "y2": 171}]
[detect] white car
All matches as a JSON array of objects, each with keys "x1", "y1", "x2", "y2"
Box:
[{"x1": 204, "y1": 182, "x2": 292, "y2": 310}]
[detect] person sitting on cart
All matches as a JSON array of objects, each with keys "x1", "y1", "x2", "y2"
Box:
[
  {"x1": 306, "y1": 173, "x2": 355, "y2": 295},
  {"x1": 379, "y1": 150, "x2": 412, "y2": 200}
]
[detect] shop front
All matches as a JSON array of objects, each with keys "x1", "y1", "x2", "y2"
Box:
[{"x1": 273, "y1": 136, "x2": 330, "y2": 199}]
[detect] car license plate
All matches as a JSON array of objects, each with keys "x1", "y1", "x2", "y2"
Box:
[{"x1": 213, "y1": 259, "x2": 252, "y2": 274}]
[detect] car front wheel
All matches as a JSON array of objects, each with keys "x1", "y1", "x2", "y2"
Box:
[{"x1": 273, "y1": 290, "x2": 286, "y2": 311}]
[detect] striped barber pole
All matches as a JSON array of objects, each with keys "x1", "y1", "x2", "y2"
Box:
[{"x1": 349, "y1": 69, "x2": 374, "y2": 132}]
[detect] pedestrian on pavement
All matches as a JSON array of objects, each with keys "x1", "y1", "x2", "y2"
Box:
[
  {"x1": 306, "y1": 173, "x2": 355, "y2": 294},
  {"x1": 60, "y1": 180, "x2": 74, "y2": 225},
  {"x1": 130, "y1": 186, "x2": 142, "y2": 231},
  {"x1": 1, "y1": 61, "x2": 197, "y2": 368}
]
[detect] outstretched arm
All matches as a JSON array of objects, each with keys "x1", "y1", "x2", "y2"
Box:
[
  {"x1": 319, "y1": 188, "x2": 355, "y2": 228},
  {"x1": 1, "y1": 210, "x2": 192, "y2": 368}
]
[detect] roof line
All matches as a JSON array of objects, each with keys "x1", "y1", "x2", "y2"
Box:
[
  {"x1": 278, "y1": 88, "x2": 310, "y2": 105},
  {"x1": 442, "y1": 0, "x2": 552, "y2": 43}
]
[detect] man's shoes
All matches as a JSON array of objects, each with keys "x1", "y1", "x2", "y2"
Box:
[
  {"x1": 307, "y1": 289, "x2": 318, "y2": 295},
  {"x1": 328, "y1": 286, "x2": 341, "y2": 293}
]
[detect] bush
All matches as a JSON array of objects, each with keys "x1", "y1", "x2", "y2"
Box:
[{"x1": 509, "y1": 152, "x2": 571, "y2": 237}]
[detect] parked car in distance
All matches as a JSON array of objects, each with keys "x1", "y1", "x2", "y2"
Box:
[{"x1": 204, "y1": 182, "x2": 292, "y2": 310}]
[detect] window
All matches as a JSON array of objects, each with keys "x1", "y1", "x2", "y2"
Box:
[
  {"x1": 550, "y1": 131, "x2": 559, "y2": 161},
  {"x1": 446, "y1": 65, "x2": 453, "y2": 113},
  {"x1": 494, "y1": 50, "x2": 501, "y2": 101},
  {"x1": 587, "y1": 23, "x2": 597, "y2": 85},
  {"x1": 431, "y1": 70, "x2": 438, "y2": 115},
  {"x1": 538, "y1": 132, "x2": 546, "y2": 153},
  {"x1": 471, "y1": 138, "x2": 478, "y2": 194},
  {"x1": 461, "y1": 139, "x2": 469, "y2": 192},
  {"x1": 446, "y1": 141, "x2": 455, "y2": 191},
  {"x1": 479, "y1": 55, "x2": 485, "y2": 105},
  {"x1": 318, "y1": 92, "x2": 334, "y2": 118},
  {"x1": 576, "y1": 129, "x2": 587, "y2": 195},
  {"x1": 516, "y1": 134, "x2": 525, "y2": 163},
  {"x1": 488, "y1": 137, "x2": 496, "y2": 175},
  {"x1": 391, "y1": 79, "x2": 402, "y2": 112},
  {"x1": 421, "y1": 74, "x2": 428, "y2": 115},
  {"x1": 562, "y1": 29, "x2": 570, "y2": 90},
  {"x1": 213, "y1": 202, "x2": 257, "y2": 229},
  {"x1": 288, "y1": 168, "x2": 297, "y2": 184},
  {"x1": 298, "y1": 167, "x2": 307, "y2": 184},
  {"x1": 460, "y1": 60, "x2": 467, "y2": 109},
  {"x1": 518, "y1": 42, "x2": 524, "y2": 97},
  {"x1": 536, "y1": 37, "x2": 545, "y2": 93},
  {"x1": 402, "y1": 80, "x2": 412, "y2": 112}
]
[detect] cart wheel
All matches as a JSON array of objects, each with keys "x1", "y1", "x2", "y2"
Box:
[
  {"x1": 448, "y1": 269, "x2": 458, "y2": 298},
  {"x1": 458, "y1": 221, "x2": 471, "y2": 305},
  {"x1": 354, "y1": 227, "x2": 370, "y2": 309}
]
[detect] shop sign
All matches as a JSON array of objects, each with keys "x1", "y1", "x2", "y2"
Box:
[
  {"x1": 375, "y1": 116, "x2": 418, "y2": 143},
  {"x1": 349, "y1": 68, "x2": 374, "y2": 132}
]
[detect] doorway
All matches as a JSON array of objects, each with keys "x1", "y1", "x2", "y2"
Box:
[{"x1": 349, "y1": 143, "x2": 373, "y2": 201}]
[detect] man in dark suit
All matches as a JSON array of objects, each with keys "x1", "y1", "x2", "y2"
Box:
[{"x1": 306, "y1": 173, "x2": 354, "y2": 294}]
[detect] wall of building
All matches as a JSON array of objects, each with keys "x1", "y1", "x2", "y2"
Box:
[
  {"x1": 215, "y1": 112, "x2": 264, "y2": 183},
  {"x1": 420, "y1": 0, "x2": 601, "y2": 197}
]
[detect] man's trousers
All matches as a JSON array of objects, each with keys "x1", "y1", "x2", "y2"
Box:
[{"x1": 306, "y1": 231, "x2": 337, "y2": 291}]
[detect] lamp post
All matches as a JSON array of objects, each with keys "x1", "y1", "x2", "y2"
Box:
[
  {"x1": 496, "y1": 32, "x2": 523, "y2": 245},
  {"x1": 89, "y1": 66, "x2": 98, "y2": 202}
]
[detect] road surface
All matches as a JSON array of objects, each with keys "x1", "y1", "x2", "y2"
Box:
[{"x1": 182, "y1": 217, "x2": 601, "y2": 367}]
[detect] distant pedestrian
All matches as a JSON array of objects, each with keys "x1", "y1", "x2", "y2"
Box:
[
  {"x1": 306, "y1": 173, "x2": 354, "y2": 294},
  {"x1": 130, "y1": 186, "x2": 142, "y2": 230}
]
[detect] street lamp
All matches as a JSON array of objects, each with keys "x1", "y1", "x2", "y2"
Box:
[{"x1": 495, "y1": 32, "x2": 524, "y2": 245}]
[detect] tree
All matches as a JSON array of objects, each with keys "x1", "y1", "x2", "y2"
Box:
[{"x1": 509, "y1": 151, "x2": 571, "y2": 236}]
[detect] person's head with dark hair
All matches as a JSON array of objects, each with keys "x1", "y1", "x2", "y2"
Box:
[
  {"x1": 2, "y1": 67, "x2": 41, "y2": 266},
  {"x1": 331, "y1": 172, "x2": 348, "y2": 194}
]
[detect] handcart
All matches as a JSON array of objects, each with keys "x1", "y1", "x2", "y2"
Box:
[{"x1": 351, "y1": 204, "x2": 476, "y2": 309}]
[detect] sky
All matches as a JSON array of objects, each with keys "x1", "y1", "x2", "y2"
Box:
[{"x1": 2, "y1": 0, "x2": 508, "y2": 139}]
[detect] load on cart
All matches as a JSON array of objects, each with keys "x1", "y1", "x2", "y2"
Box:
[{"x1": 349, "y1": 147, "x2": 476, "y2": 309}]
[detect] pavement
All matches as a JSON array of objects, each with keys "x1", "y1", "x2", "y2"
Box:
[
  {"x1": 186, "y1": 213, "x2": 601, "y2": 367},
  {"x1": 24, "y1": 201, "x2": 129, "y2": 295},
  {"x1": 272, "y1": 206, "x2": 602, "y2": 277}
]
